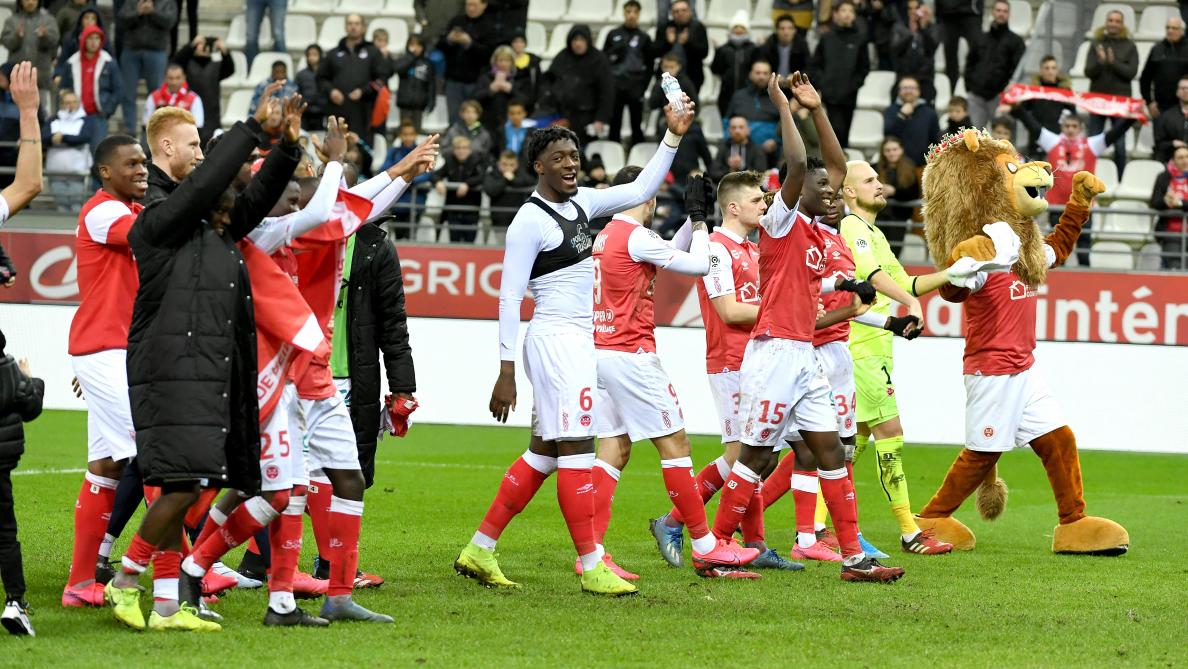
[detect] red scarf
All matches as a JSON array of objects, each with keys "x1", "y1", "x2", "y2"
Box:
[
  {"x1": 1166, "y1": 160, "x2": 1188, "y2": 233},
  {"x1": 1001, "y1": 84, "x2": 1148, "y2": 123},
  {"x1": 1045, "y1": 134, "x2": 1095, "y2": 206},
  {"x1": 149, "y1": 81, "x2": 197, "y2": 111}
]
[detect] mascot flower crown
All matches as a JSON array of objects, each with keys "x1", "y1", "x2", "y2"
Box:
[{"x1": 921, "y1": 128, "x2": 1053, "y2": 287}]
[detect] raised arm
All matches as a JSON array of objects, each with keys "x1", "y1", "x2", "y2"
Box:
[
  {"x1": 796, "y1": 72, "x2": 846, "y2": 188},
  {"x1": 0, "y1": 62, "x2": 42, "y2": 220},
  {"x1": 228, "y1": 95, "x2": 307, "y2": 241},
  {"x1": 773, "y1": 73, "x2": 808, "y2": 208},
  {"x1": 247, "y1": 161, "x2": 344, "y2": 254}
]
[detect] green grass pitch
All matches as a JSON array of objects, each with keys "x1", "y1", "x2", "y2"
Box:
[{"x1": 3, "y1": 411, "x2": 1186, "y2": 667}]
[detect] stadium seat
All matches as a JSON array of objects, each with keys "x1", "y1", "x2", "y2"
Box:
[
  {"x1": 857, "y1": 71, "x2": 896, "y2": 111},
  {"x1": 707, "y1": 142, "x2": 718, "y2": 159},
  {"x1": 384, "y1": 0, "x2": 416, "y2": 18},
  {"x1": 626, "y1": 142, "x2": 653, "y2": 169},
  {"x1": 1096, "y1": 200, "x2": 1155, "y2": 246},
  {"x1": 898, "y1": 234, "x2": 928, "y2": 264},
  {"x1": 613, "y1": 0, "x2": 656, "y2": 25},
  {"x1": 844, "y1": 148, "x2": 866, "y2": 162},
  {"x1": 1137, "y1": 5, "x2": 1179, "y2": 41},
  {"x1": 371, "y1": 134, "x2": 388, "y2": 173},
  {"x1": 1136, "y1": 242, "x2": 1164, "y2": 271},
  {"x1": 700, "y1": 104, "x2": 723, "y2": 141},
  {"x1": 525, "y1": 21, "x2": 548, "y2": 55},
  {"x1": 1136, "y1": 41, "x2": 1156, "y2": 73},
  {"x1": 291, "y1": 0, "x2": 335, "y2": 15},
  {"x1": 223, "y1": 90, "x2": 253, "y2": 128},
  {"x1": 1133, "y1": 122, "x2": 1154, "y2": 160},
  {"x1": 547, "y1": 23, "x2": 574, "y2": 57},
  {"x1": 319, "y1": 19, "x2": 345, "y2": 50},
  {"x1": 596, "y1": 24, "x2": 616, "y2": 49},
  {"x1": 1085, "y1": 4, "x2": 1136, "y2": 39},
  {"x1": 247, "y1": 52, "x2": 293, "y2": 86},
  {"x1": 225, "y1": 15, "x2": 258, "y2": 52},
  {"x1": 334, "y1": 0, "x2": 385, "y2": 14},
  {"x1": 287, "y1": 14, "x2": 319, "y2": 51},
  {"x1": 1069, "y1": 41, "x2": 1090, "y2": 77},
  {"x1": 933, "y1": 75, "x2": 951, "y2": 110},
  {"x1": 751, "y1": 0, "x2": 775, "y2": 31},
  {"x1": 422, "y1": 95, "x2": 450, "y2": 133},
  {"x1": 699, "y1": 64, "x2": 719, "y2": 104},
  {"x1": 1008, "y1": 0, "x2": 1032, "y2": 36},
  {"x1": 1089, "y1": 240, "x2": 1135, "y2": 269},
  {"x1": 223, "y1": 51, "x2": 250, "y2": 89},
  {"x1": 369, "y1": 17, "x2": 409, "y2": 48},
  {"x1": 528, "y1": 0, "x2": 569, "y2": 24},
  {"x1": 1114, "y1": 159, "x2": 1162, "y2": 200},
  {"x1": 705, "y1": 0, "x2": 751, "y2": 29},
  {"x1": 1095, "y1": 158, "x2": 1119, "y2": 199},
  {"x1": 568, "y1": 0, "x2": 612, "y2": 24},
  {"x1": 1071, "y1": 76, "x2": 1089, "y2": 92},
  {"x1": 848, "y1": 110, "x2": 885, "y2": 150},
  {"x1": 586, "y1": 140, "x2": 626, "y2": 175}
]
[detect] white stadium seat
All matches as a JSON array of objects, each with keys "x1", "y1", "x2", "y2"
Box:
[
  {"x1": 319, "y1": 19, "x2": 345, "y2": 50},
  {"x1": 247, "y1": 52, "x2": 293, "y2": 86},
  {"x1": 547, "y1": 23, "x2": 574, "y2": 57},
  {"x1": 626, "y1": 142, "x2": 654, "y2": 169},
  {"x1": 368, "y1": 18, "x2": 409, "y2": 49},
  {"x1": 223, "y1": 51, "x2": 250, "y2": 89},
  {"x1": 1008, "y1": 0, "x2": 1032, "y2": 36},
  {"x1": 848, "y1": 110, "x2": 885, "y2": 150},
  {"x1": 751, "y1": 0, "x2": 775, "y2": 31},
  {"x1": 225, "y1": 15, "x2": 254, "y2": 52},
  {"x1": 700, "y1": 104, "x2": 723, "y2": 142},
  {"x1": 384, "y1": 0, "x2": 416, "y2": 18},
  {"x1": 528, "y1": 0, "x2": 568, "y2": 24},
  {"x1": 223, "y1": 90, "x2": 253, "y2": 128},
  {"x1": 525, "y1": 21, "x2": 548, "y2": 55},
  {"x1": 705, "y1": 0, "x2": 752, "y2": 29},
  {"x1": 1096, "y1": 200, "x2": 1155, "y2": 246},
  {"x1": 1086, "y1": 4, "x2": 1136, "y2": 39},
  {"x1": 1069, "y1": 41, "x2": 1090, "y2": 78},
  {"x1": 1137, "y1": 5, "x2": 1180, "y2": 41},
  {"x1": 1095, "y1": 158, "x2": 1119, "y2": 199},
  {"x1": 1136, "y1": 41, "x2": 1156, "y2": 73},
  {"x1": 1133, "y1": 122, "x2": 1154, "y2": 160},
  {"x1": 1114, "y1": 159, "x2": 1163, "y2": 201},
  {"x1": 857, "y1": 70, "x2": 897, "y2": 111},
  {"x1": 291, "y1": 0, "x2": 335, "y2": 15},
  {"x1": 286, "y1": 14, "x2": 319, "y2": 51},
  {"x1": 1089, "y1": 241, "x2": 1135, "y2": 269},
  {"x1": 334, "y1": 0, "x2": 385, "y2": 14},
  {"x1": 586, "y1": 140, "x2": 626, "y2": 176},
  {"x1": 569, "y1": 0, "x2": 613, "y2": 24},
  {"x1": 421, "y1": 95, "x2": 450, "y2": 133}
]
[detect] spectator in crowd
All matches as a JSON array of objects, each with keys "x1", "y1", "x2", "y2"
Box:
[
  {"x1": 1149, "y1": 144, "x2": 1188, "y2": 269},
  {"x1": 1154, "y1": 77, "x2": 1188, "y2": 163},
  {"x1": 712, "y1": 11, "x2": 759, "y2": 116},
  {"x1": 320, "y1": 14, "x2": 385, "y2": 145},
  {"x1": 810, "y1": 1, "x2": 869, "y2": 148},
  {"x1": 169, "y1": 0, "x2": 199, "y2": 55},
  {"x1": 773, "y1": 0, "x2": 815, "y2": 30},
  {"x1": 249, "y1": 59, "x2": 298, "y2": 116},
  {"x1": 604, "y1": 0, "x2": 654, "y2": 146},
  {"x1": 580, "y1": 153, "x2": 608, "y2": 189},
  {"x1": 1086, "y1": 9, "x2": 1138, "y2": 168},
  {"x1": 963, "y1": 0, "x2": 1025, "y2": 129},
  {"x1": 394, "y1": 35, "x2": 436, "y2": 132},
  {"x1": 372, "y1": 28, "x2": 398, "y2": 83},
  {"x1": 874, "y1": 135, "x2": 920, "y2": 251},
  {"x1": 726, "y1": 59, "x2": 781, "y2": 163},
  {"x1": 2, "y1": 0, "x2": 59, "y2": 92},
  {"x1": 58, "y1": 22, "x2": 121, "y2": 163},
  {"x1": 1015, "y1": 55, "x2": 1073, "y2": 156},
  {"x1": 708, "y1": 115, "x2": 769, "y2": 182},
  {"x1": 945, "y1": 95, "x2": 969, "y2": 134},
  {"x1": 143, "y1": 63, "x2": 204, "y2": 131},
  {"x1": 508, "y1": 32, "x2": 543, "y2": 113},
  {"x1": 438, "y1": 0, "x2": 498, "y2": 124},
  {"x1": 55, "y1": 7, "x2": 112, "y2": 70},
  {"x1": 756, "y1": 15, "x2": 807, "y2": 82},
  {"x1": 883, "y1": 75, "x2": 940, "y2": 165},
  {"x1": 44, "y1": 89, "x2": 98, "y2": 212},
  {"x1": 118, "y1": 0, "x2": 176, "y2": 135},
  {"x1": 1139, "y1": 17, "x2": 1188, "y2": 120},
  {"x1": 860, "y1": 0, "x2": 901, "y2": 71},
  {"x1": 55, "y1": 0, "x2": 87, "y2": 49},
  {"x1": 649, "y1": 52, "x2": 697, "y2": 116},
  {"x1": 651, "y1": 0, "x2": 709, "y2": 94},
  {"x1": 936, "y1": 0, "x2": 982, "y2": 91},
  {"x1": 891, "y1": 0, "x2": 939, "y2": 103},
  {"x1": 381, "y1": 122, "x2": 434, "y2": 239},
  {"x1": 545, "y1": 24, "x2": 614, "y2": 146},
  {"x1": 433, "y1": 135, "x2": 486, "y2": 243},
  {"x1": 297, "y1": 44, "x2": 329, "y2": 131},
  {"x1": 475, "y1": 46, "x2": 531, "y2": 136},
  {"x1": 990, "y1": 114, "x2": 1014, "y2": 142},
  {"x1": 174, "y1": 34, "x2": 235, "y2": 144},
  {"x1": 500, "y1": 98, "x2": 534, "y2": 157},
  {"x1": 244, "y1": 0, "x2": 285, "y2": 66},
  {"x1": 415, "y1": 0, "x2": 465, "y2": 49},
  {"x1": 482, "y1": 149, "x2": 533, "y2": 242},
  {"x1": 444, "y1": 99, "x2": 494, "y2": 158},
  {"x1": 489, "y1": 0, "x2": 527, "y2": 38}
]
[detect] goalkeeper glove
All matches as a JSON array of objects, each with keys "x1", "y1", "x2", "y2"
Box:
[{"x1": 837, "y1": 278, "x2": 877, "y2": 305}]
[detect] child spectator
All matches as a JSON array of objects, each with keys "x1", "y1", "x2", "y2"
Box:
[
  {"x1": 648, "y1": 52, "x2": 697, "y2": 120},
  {"x1": 990, "y1": 115, "x2": 1014, "y2": 142},
  {"x1": 0, "y1": 346, "x2": 45, "y2": 637},
  {"x1": 475, "y1": 46, "x2": 531, "y2": 136},
  {"x1": 44, "y1": 89, "x2": 98, "y2": 213},
  {"x1": 297, "y1": 44, "x2": 330, "y2": 131},
  {"x1": 249, "y1": 59, "x2": 298, "y2": 115},
  {"x1": 433, "y1": 135, "x2": 486, "y2": 243},
  {"x1": 444, "y1": 99, "x2": 494, "y2": 158},
  {"x1": 501, "y1": 98, "x2": 535, "y2": 159},
  {"x1": 945, "y1": 95, "x2": 969, "y2": 134},
  {"x1": 381, "y1": 122, "x2": 434, "y2": 238},
  {"x1": 393, "y1": 34, "x2": 436, "y2": 132},
  {"x1": 372, "y1": 27, "x2": 397, "y2": 81},
  {"x1": 481, "y1": 149, "x2": 534, "y2": 243}
]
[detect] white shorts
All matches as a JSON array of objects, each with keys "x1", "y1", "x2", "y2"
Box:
[
  {"x1": 595, "y1": 349, "x2": 684, "y2": 442},
  {"x1": 523, "y1": 330, "x2": 597, "y2": 442},
  {"x1": 783, "y1": 342, "x2": 858, "y2": 446},
  {"x1": 260, "y1": 384, "x2": 303, "y2": 491},
  {"x1": 299, "y1": 394, "x2": 362, "y2": 472},
  {"x1": 72, "y1": 350, "x2": 137, "y2": 462},
  {"x1": 707, "y1": 370, "x2": 742, "y2": 444},
  {"x1": 965, "y1": 368, "x2": 1065, "y2": 452},
  {"x1": 334, "y1": 377, "x2": 352, "y2": 407},
  {"x1": 739, "y1": 338, "x2": 836, "y2": 449}
]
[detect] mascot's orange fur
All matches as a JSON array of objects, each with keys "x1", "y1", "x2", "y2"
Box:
[{"x1": 914, "y1": 129, "x2": 1128, "y2": 555}]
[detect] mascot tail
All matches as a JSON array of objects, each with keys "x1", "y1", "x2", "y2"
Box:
[{"x1": 975, "y1": 463, "x2": 1008, "y2": 520}]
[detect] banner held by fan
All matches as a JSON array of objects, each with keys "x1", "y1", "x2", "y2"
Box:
[{"x1": 1000, "y1": 84, "x2": 1149, "y2": 123}]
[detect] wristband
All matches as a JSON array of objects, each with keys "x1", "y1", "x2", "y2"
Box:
[
  {"x1": 911, "y1": 276, "x2": 919, "y2": 297},
  {"x1": 663, "y1": 130, "x2": 683, "y2": 149}
]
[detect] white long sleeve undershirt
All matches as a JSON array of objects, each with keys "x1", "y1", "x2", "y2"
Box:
[{"x1": 248, "y1": 161, "x2": 344, "y2": 254}]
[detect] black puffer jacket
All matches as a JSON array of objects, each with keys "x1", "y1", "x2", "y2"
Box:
[
  {"x1": 963, "y1": 22, "x2": 1025, "y2": 99},
  {"x1": 0, "y1": 334, "x2": 44, "y2": 462},
  {"x1": 809, "y1": 24, "x2": 870, "y2": 105},
  {"x1": 544, "y1": 25, "x2": 614, "y2": 123},
  {"x1": 342, "y1": 223, "x2": 415, "y2": 488},
  {"x1": 1140, "y1": 38, "x2": 1188, "y2": 109},
  {"x1": 127, "y1": 119, "x2": 300, "y2": 491}
]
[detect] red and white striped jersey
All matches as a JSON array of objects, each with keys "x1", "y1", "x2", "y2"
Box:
[
  {"x1": 698, "y1": 227, "x2": 760, "y2": 373},
  {"x1": 752, "y1": 196, "x2": 826, "y2": 344},
  {"x1": 814, "y1": 223, "x2": 856, "y2": 347},
  {"x1": 68, "y1": 189, "x2": 142, "y2": 356},
  {"x1": 963, "y1": 272, "x2": 1037, "y2": 376}
]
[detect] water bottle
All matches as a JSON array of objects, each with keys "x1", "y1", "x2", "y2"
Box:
[{"x1": 661, "y1": 72, "x2": 685, "y2": 113}]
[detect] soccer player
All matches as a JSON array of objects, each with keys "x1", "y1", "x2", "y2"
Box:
[
  {"x1": 454, "y1": 98, "x2": 714, "y2": 596},
  {"x1": 63, "y1": 131, "x2": 148, "y2": 608},
  {"x1": 838, "y1": 160, "x2": 962, "y2": 555},
  {"x1": 704, "y1": 72, "x2": 904, "y2": 582},
  {"x1": 583, "y1": 171, "x2": 761, "y2": 579}
]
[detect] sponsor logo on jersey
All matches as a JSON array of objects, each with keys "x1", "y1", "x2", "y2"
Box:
[
  {"x1": 576, "y1": 483, "x2": 595, "y2": 495},
  {"x1": 805, "y1": 246, "x2": 825, "y2": 271},
  {"x1": 1009, "y1": 280, "x2": 1039, "y2": 300},
  {"x1": 983, "y1": 426, "x2": 995, "y2": 438}
]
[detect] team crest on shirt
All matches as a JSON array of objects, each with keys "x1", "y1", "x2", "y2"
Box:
[
  {"x1": 844, "y1": 417, "x2": 853, "y2": 430},
  {"x1": 1009, "y1": 280, "x2": 1039, "y2": 300},
  {"x1": 983, "y1": 426, "x2": 995, "y2": 438},
  {"x1": 265, "y1": 465, "x2": 279, "y2": 480},
  {"x1": 759, "y1": 428, "x2": 773, "y2": 441},
  {"x1": 579, "y1": 414, "x2": 592, "y2": 427},
  {"x1": 805, "y1": 246, "x2": 825, "y2": 271}
]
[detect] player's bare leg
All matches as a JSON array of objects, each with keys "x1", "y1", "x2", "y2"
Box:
[
  {"x1": 64, "y1": 456, "x2": 125, "y2": 606},
  {"x1": 580, "y1": 436, "x2": 638, "y2": 580}
]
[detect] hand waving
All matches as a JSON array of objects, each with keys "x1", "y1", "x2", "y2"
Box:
[
  {"x1": 663, "y1": 94, "x2": 696, "y2": 136},
  {"x1": 789, "y1": 71, "x2": 821, "y2": 111},
  {"x1": 281, "y1": 94, "x2": 307, "y2": 145},
  {"x1": 321, "y1": 116, "x2": 348, "y2": 163},
  {"x1": 390, "y1": 133, "x2": 440, "y2": 181},
  {"x1": 768, "y1": 73, "x2": 789, "y2": 108},
  {"x1": 253, "y1": 80, "x2": 284, "y2": 125},
  {"x1": 8, "y1": 62, "x2": 39, "y2": 113}
]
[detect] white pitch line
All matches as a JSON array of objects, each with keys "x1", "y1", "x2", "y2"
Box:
[{"x1": 12, "y1": 467, "x2": 86, "y2": 477}]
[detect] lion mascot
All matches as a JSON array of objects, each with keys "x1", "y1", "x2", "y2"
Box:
[{"x1": 913, "y1": 128, "x2": 1129, "y2": 556}]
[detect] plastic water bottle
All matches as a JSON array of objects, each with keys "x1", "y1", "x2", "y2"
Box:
[{"x1": 661, "y1": 72, "x2": 685, "y2": 113}]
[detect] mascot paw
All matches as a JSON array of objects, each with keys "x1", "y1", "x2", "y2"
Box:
[
  {"x1": 915, "y1": 515, "x2": 975, "y2": 551},
  {"x1": 951, "y1": 236, "x2": 998, "y2": 264},
  {"x1": 1052, "y1": 516, "x2": 1129, "y2": 556},
  {"x1": 975, "y1": 471, "x2": 1008, "y2": 521},
  {"x1": 1069, "y1": 171, "x2": 1106, "y2": 208}
]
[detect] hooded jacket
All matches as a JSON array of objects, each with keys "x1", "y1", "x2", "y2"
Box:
[
  {"x1": 174, "y1": 40, "x2": 236, "y2": 140},
  {"x1": 59, "y1": 25, "x2": 123, "y2": 118},
  {"x1": 714, "y1": 35, "x2": 762, "y2": 113},
  {"x1": 0, "y1": 1, "x2": 58, "y2": 88},
  {"x1": 1085, "y1": 26, "x2": 1139, "y2": 97},
  {"x1": 0, "y1": 332, "x2": 44, "y2": 463},
  {"x1": 56, "y1": 7, "x2": 113, "y2": 67},
  {"x1": 544, "y1": 25, "x2": 614, "y2": 124},
  {"x1": 963, "y1": 22, "x2": 1025, "y2": 99}
]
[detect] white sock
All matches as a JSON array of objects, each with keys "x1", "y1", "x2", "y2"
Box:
[
  {"x1": 842, "y1": 552, "x2": 867, "y2": 566},
  {"x1": 98, "y1": 533, "x2": 116, "y2": 559},
  {"x1": 180, "y1": 555, "x2": 206, "y2": 578},
  {"x1": 690, "y1": 532, "x2": 716, "y2": 555},
  {"x1": 152, "y1": 577, "x2": 178, "y2": 603},
  {"x1": 797, "y1": 532, "x2": 817, "y2": 548},
  {"x1": 269, "y1": 590, "x2": 296, "y2": 614},
  {"x1": 902, "y1": 530, "x2": 921, "y2": 542},
  {"x1": 471, "y1": 531, "x2": 497, "y2": 551},
  {"x1": 814, "y1": 522, "x2": 827, "y2": 532},
  {"x1": 579, "y1": 544, "x2": 605, "y2": 572}
]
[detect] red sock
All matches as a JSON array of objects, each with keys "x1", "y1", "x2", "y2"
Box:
[
  {"x1": 712, "y1": 463, "x2": 760, "y2": 540},
  {"x1": 191, "y1": 505, "x2": 227, "y2": 552},
  {"x1": 190, "y1": 497, "x2": 276, "y2": 572},
  {"x1": 740, "y1": 483, "x2": 765, "y2": 544},
  {"x1": 845, "y1": 461, "x2": 863, "y2": 532},
  {"x1": 591, "y1": 462, "x2": 620, "y2": 544},
  {"x1": 477, "y1": 456, "x2": 550, "y2": 541},
  {"x1": 669, "y1": 457, "x2": 727, "y2": 524},
  {"x1": 662, "y1": 459, "x2": 710, "y2": 539},
  {"x1": 151, "y1": 550, "x2": 181, "y2": 602},
  {"x1": 183, "y1": 488, "x2": 219, "y2": 533},
  {"x1": 68, "y1": 473, "x2": 117, "y2": 587},
  {"x1": 762, "y1": 455, "x2": 796, "y2": 510},
  {"x1": 269, "y1": 501, "x2": 304, "y2": 594},
  {"x1": 820, "y1": 468, "x2": 861, "y2": 557},
  {"x1": 121, "y1": 533, "x2": 156, "y2": 575},
  {"x1": 327, "y1": 496, "x2": 363, "y2": 597},
  {"x1": 305, "y1": 479, "x2": 334, "y2": 559},
  {"x1": 556, "y1": 459, "x2": 597, "y2": 557},
  {"x1": 792, "y1": 469, "x2": 819, "y2": 535}
]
